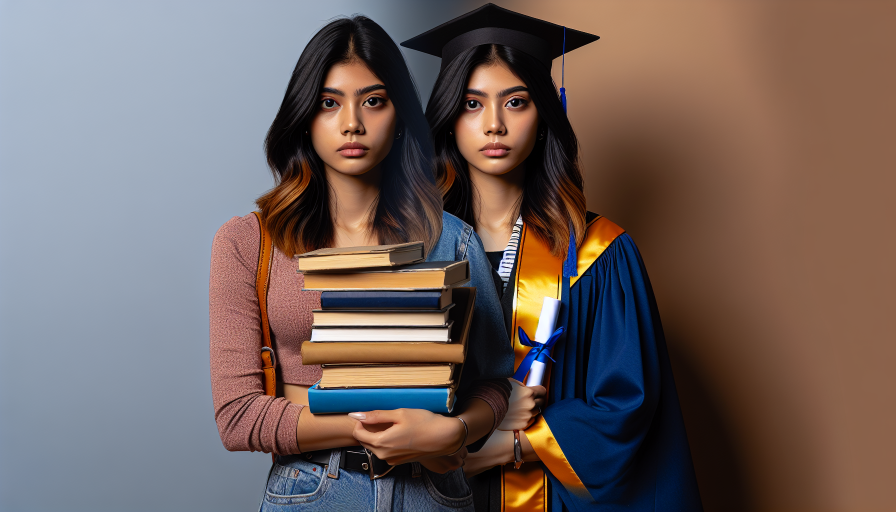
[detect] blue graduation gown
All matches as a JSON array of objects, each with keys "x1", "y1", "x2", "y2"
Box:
[
  {"x1": 472, "y1": 215, "x2": 702, "y2": 511},
  {"x1": 543, "y1": 230, "x2": 702, "y2": 510}
]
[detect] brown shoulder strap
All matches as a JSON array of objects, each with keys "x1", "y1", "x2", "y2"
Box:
[{"x1": 252, "y1": 211, "x2": 276, "y2": 398}]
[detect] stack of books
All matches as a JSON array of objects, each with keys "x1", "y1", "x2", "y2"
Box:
[{"x1": 298, "y1": 242, "x2": 476, "y2": 414}]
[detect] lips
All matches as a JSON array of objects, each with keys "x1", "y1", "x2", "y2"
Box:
[
  {"x1": 338, "y1": 141, "x2": 369, "y2": 157},
  {"x1": 480, "y1": 141, "x2": 510, "y2": 157}
]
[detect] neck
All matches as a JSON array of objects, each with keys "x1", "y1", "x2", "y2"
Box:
[
  {"x1": 468, "y1": 162, "x2": 525, "y2": 252},
  {"x1": 326, "y1": 164, "x2": 382, "y2": 248}
]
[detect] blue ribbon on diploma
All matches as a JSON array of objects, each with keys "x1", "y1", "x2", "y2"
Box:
[{"x1": 512, "y1": 326, "x2": 565, "y2": 382}]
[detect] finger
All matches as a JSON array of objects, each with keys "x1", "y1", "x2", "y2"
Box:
[
  {"x1": 529, "y1": 385, "x2": 547, "y2": 398},
  {"x1": 533, "y1": 397, "x2": 546, "y2": 410},
  {"x1": 349, "y1": 409, "x2": 401, "y2": 425},
  {"x1": 508, "y1": 378, "x2": 524, "y2": 387},
  {"x1": 352, "y1": 421, "x2": 384, "y2": 446}
]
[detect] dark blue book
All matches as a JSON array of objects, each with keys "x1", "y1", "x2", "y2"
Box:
[
  {"x1": 307, "y1": 383, "x2": 456, "y2": 414},
  {"x1": 319, "y1": 289, "x2": 451, "y2": 310}
]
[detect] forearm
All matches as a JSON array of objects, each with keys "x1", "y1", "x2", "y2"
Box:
[
  {"x1": 296, "y1": 408, "x2": 359, "y2": 452},
  {"x1": 455, "y1": 397, "x2": 495, "y2": 448}
]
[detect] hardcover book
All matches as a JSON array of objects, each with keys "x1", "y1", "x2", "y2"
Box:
[
  {"x1": 302, "y1": 261, "x2": 469, "y2": 290},
  {"x1": 307, "y1": 384, "x2": 457, "y2": 414},
  {"x1": 301, "y1": 341, "x2": 466, "y2": 364},
  {"x1": 319, "y1": 289, "x2": 452, "y2": 310},
  {"x1": 311, "y1": 305, "x2": 454, "y2": 327},
  {"x1": 318, "y1": 364, "x2": 455, "y2": 389},
  {"x1": 296, "y1": 242, "x2": 423, "y2": 272},
  {"x1": 309, "y1": 322, "x2": 454, "y2": 343}
]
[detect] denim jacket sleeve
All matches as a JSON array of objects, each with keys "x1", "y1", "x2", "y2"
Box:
[{"x1": 427, "y1": 212, "x2": 514, "y2": 396}]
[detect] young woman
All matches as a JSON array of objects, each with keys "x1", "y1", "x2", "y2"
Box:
[
  {"x1": 405, "y1": 4, "x2": 703, "y2": 511},
  {"x1": 209, "y1": 16, "x2": 514, "y2": 511}
]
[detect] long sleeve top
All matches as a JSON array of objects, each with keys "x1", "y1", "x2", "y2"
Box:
[{"x1": 210, "y1": 212, "x2": 513, "y2": 454}]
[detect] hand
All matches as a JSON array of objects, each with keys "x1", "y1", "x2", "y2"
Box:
[
  {"x1": 498, "y1": 379, "x2": 546, "y2": 431},
  {"x1": 462, "y1": 430, "x2": 514, "y2": 477},
  {"x1": 418, "y1": 448, "x2": 468, "y2": 474},
  {"x1": 349, "y1": 409, "x2": 465, "y2": 465}
]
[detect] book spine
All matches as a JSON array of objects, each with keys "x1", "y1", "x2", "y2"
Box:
[
  {"x1": 307, "y1": 384, "x2": 454, "y2": 414},
  {"x1": 320, "y1": 293, "x2": 441, "y2": 309}
]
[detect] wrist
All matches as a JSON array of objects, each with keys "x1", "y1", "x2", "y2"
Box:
[{"x1": 446, "y1": 416, "x2": 468, "y2": 456}]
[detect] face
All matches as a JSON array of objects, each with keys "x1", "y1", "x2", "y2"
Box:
[
  {"x1": 310, "y1": 60, "x2": 397, "y2": 177},
  {"x1": 453, "y1": 61, "x2": 539, "y2": 177}
]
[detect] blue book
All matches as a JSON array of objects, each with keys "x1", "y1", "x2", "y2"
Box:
[
  {"x1": 320, "y1": 290, "x2": 451, "y2": 310},
  {"x1": 307, "y1": 383, "x2": 456, "y2": 414}
]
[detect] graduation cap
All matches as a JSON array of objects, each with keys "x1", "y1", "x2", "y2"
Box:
[
  {"x1": 402, "y1": 3, "x2": 598, "y2": 277},
  {"x1": 400, "y1": 3, "x2": 599, "y2": 73}
]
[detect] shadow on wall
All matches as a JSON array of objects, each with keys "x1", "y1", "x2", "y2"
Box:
[
  {"x1": 668, "y1": 341, "x2": 754, "y2": 511},
  {"x1": 595, "y1": 137, "x2": 754, "y2": 511}
]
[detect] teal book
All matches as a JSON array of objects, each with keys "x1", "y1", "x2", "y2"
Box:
[{"x1": 307, "y1": 383, "x2": 456, "y2": 414}]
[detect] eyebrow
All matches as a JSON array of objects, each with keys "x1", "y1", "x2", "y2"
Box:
[
  {"x1": 356, "y1": 84, "x2": 386, "y2": 96},
  {"x1": 320, "y1": 84, "x2": 387, "y2": 97},
  {"x1": 464, "y1": 85, "x2": 529, "y2": 98}
]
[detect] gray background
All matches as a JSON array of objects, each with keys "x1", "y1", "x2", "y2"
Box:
[{"x1": 0, "y1": 1, "x2": 474, "y2": 510}]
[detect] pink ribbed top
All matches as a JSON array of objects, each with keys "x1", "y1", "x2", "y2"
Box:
[{"x1": 209, "y1": 214, "x2": 508, "y2": 455}]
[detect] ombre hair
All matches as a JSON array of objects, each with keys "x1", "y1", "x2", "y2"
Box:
[
  {"x1": 258, "y1": 16, "x2": 442, "y2": 256},
  {"x1": 425, "y1": 45, "x2": 586, "y2": 257}
]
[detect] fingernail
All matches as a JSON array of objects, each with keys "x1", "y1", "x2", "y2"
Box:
[{"x1": 348, "y1": 412, "x2": 366, "y2": 420}]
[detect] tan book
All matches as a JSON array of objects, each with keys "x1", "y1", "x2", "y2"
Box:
[
  {"x1": 302, "y1": 342, "x2": 465, "y2": 364},
  {"x1": 302, "y1": 261, "x2": 469, "y2": 290},
  {"x1": 318, "y1": 364, "x2": 455, "y2": 389},
  {"x1": 311, "y1": 305, "x2": 454, "y2": 327},
  {"x1": 297, "y1": 242, "x2": 423, "y2": 272},
  {"x1": 301, "y1": 288, "x2": 476, "y2": 365}
]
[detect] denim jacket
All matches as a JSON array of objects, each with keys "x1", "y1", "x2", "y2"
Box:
[{"x1": 427, "y1": 211, "x2": 514, "y2": 395}]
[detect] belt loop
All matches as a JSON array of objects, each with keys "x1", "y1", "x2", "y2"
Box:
[
  {"x1": 411, "y1": 461, "x2": 422, "y2": 478},
  {"x1": 327, "y1": 449, "x2": 341, "y2": 479}
]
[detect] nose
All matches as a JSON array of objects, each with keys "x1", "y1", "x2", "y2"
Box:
[
  {"x1": 483, "y1": 102, "x2": 506, "y2": 136},
  {"x1": 341, "y1": 103, "x2": 365, "y2": 135}
]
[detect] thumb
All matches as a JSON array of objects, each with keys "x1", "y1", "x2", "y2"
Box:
[{"x1": 348, "y1": 409, "x2": 399, "y2": 425}]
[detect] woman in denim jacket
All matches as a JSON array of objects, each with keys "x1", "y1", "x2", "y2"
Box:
[{"x1": 209, "y1": 15, "x2": 513, "y2": 511}]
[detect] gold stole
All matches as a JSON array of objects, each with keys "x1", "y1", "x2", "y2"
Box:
[{"x1": 501, "y1": 216, "x2": 625, "y2": 511}]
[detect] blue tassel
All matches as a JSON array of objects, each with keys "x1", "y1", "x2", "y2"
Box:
[
  {"x1": 560, "y1": 27, "x2": 577, "y2": 278},
  {"x1": 560, "y1": 27, "x2": 567, "y2": 114},
  {"x1": 563, "y1": 225, "x2": 578, "y2": 277}
]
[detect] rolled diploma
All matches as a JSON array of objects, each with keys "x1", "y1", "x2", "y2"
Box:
[{"x1": 525, "y1": 297, "x2": 561, "y2": 386}]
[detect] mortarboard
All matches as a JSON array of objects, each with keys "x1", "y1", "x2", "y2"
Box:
[{"x1": 400, "y1": 3, "x2": 599, "y2": 73}]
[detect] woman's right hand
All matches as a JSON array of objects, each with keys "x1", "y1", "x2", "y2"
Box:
[
  {"x1": 498, "y1": 379, "x2": 546, "y2": 431},
  {"x1": 350, "y1": 408, "x2": 466, "y2": 465}
]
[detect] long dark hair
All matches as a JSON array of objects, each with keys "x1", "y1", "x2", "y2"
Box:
[
  {"x1": 258, "y1": 16, "x2": 442, "y2": 256},
  {"x1": 425, "y1": 44, "x2": 585, "y2": 257}
]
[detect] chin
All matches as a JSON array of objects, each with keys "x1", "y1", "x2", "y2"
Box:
[
  {"x1": 327, "y1": 162, "x2": 375, "y2": 177},
  {"x1": 474, "y1": 159, "x2": 519, "y2": 176}
]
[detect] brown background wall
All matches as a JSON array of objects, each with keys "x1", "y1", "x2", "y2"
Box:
[{"x1": 492, "y1": 1, "x2": 896, "y2": 510}]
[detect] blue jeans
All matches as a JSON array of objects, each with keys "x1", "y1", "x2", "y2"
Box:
[{"x1": 260, "y1": 451, "x2": 473, "y2": 511}]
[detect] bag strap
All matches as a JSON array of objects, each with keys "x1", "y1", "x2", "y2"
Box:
[{"x1": 252, "y1": 211, "x2": 276, "y2": 398}]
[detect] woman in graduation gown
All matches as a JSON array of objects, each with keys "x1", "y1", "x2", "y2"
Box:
[{"x1": 402, "y1": 4, "x2": 703, "y2": 511}]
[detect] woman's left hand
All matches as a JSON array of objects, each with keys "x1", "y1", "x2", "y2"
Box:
[
  {"x1": 350, "y1": 409, "x2": 465, "y2": 465},
  {"x1": 498, "y1": 379, "x2": 546, "y2": 431}
]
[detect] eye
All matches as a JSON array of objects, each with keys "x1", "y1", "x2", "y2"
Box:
[
  {"x1": 321, "y1": 98, "x2": 338, "y2": 110},
  {"x1": 506, "y1": 97, "x2": 528, "y2": 109},
  {"x1": 464, "y1": 99, "x2": 481, "y2": 111},
  {"x1": 364, "y1": 96, "x2": 385, "y2": 107}
]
